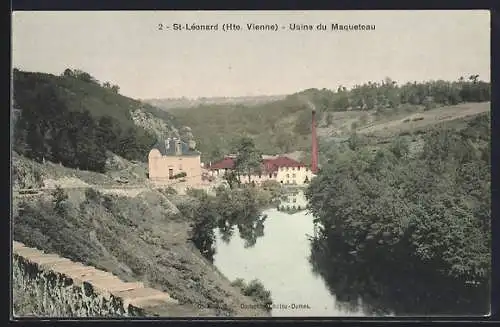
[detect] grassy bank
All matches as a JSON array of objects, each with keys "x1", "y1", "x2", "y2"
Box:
[{"x1": 13, "y1": 181, "x2": 269, "y2": 317}]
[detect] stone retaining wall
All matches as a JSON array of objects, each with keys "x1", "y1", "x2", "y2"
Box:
[{"x1": 12, "y1": 241, "x2": 180, "y2": 317}]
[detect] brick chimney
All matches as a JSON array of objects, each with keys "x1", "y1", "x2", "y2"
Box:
[{"x1": 311, "y1": 109, "x2": 318, "y2": 174}]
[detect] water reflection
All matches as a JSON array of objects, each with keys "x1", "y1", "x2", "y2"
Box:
[
  {"x1": 218, "y1": 214, "x2": 266, "y2": 248},
  {"x1": 309, "y1": 232, "x2": 490, "y2": 316},
  {"x1": 213, "y1": 187, "x2": 489, "y2": 317},
  {"x1": 277, "y1": 187, "x2": 308, "y2": 213},
  {"x1": 213, "y1": 188, "x2": 369, "y2": 316}
]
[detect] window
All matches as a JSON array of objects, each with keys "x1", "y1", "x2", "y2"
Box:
[
  {"x1": 286, "y1": 174, "x2": 290, "y2": 178},
  {"x1": 292, "y1": 167, "x2": 295, "y2": 171},
  {"x1": 269, "y1": 173, "x2": 272, "y2": 178},
  {"x1": 292, "y1": 174, "x2": 296, "y2": 178}
]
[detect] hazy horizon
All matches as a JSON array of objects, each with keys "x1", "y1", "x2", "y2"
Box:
[{"x1": 12, "y1": 10, "x2": 490, "y2": 100}]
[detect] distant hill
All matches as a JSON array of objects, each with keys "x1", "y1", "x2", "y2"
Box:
[
  {"x1": 143, "y1": 95, "x2": 287, "y2": 110},
  {"x1": 12, "y1": 69, "x2": 182, "y2": 173},
  {"x1": 165, "y1": 78, "x2": 490, "y2": 163}
]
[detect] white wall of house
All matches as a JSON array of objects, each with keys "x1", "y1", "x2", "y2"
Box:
[{"x1": 208, "y1": 165, "x2": 315, "y2": 185}]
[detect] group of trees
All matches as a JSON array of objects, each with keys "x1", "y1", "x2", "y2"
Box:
[
  {"x1": 169, "y1": 76, "x2": 490, "y2": 163},
  {"x1": 305, "y1": 113, "x2": 490, "y2": 313},
  {"x1": 303, "y1": 75, "x2": 490, "y2": 113},
  {"x1": 13, "y1": 70, "x2": 159, "y2": 172},
  {"x1": 62, "y1": 68, "x2": 120, "y2": 93}
]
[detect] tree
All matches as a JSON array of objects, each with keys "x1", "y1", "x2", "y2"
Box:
[
  {"x1": 275, "y1": 131, "x2": 294, "y2": 153},
  {"x1": 52, "y1": 185, "x2": 69, "y2": 216},
  {"x1": 293, "y1": 110, "x2": 313, "y2": 135},
  {"x1": 223, "y1": 170, "x2": 240, "y2": 189},
  {"x1": 233, "y1": 136, "x2": 262, "y2": 183},
  {"x1": 62, "y1": 68, "x2": 74, "y2": 77},
  {"x1": 469, "y1": 74, "x2": 480, "y2": 84},
  {"x1": 306, "y1": 113, "x2": 490, "y2": 293}
]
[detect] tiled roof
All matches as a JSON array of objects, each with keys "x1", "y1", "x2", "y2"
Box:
[
  {"x1": 208, "y1": 158, "x2": 235, "y2": 170},
  {"x1": 209, "y1": 155, "x2": 306, "y2": 173},
  {"x1": 266, "y1": 156, "x2": 304, "y2": 167},
  {"x1": 151, "y1": 138, "x2": 201, "y2": 156},
  {"x1": 262, "y1": 156, "x2": 305, "y2": 173}
]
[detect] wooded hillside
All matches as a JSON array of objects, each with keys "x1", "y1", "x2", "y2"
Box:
[
  {"x1": 12, "y1": 69, "x2": 179, "y2": 173},
  {"x1": 168, "y1": 76, "x2": 490, "y2": 162}
]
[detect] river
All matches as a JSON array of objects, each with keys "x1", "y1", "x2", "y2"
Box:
[
  {"x1": 212, "y1": 188, "x2": 371, "y2": 317},
  {"x1": 212, "y1": 187, "x2": 489, "y2": 317}
]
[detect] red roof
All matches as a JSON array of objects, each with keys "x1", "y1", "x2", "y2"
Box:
[
  {"x1": 208, "y1": 157, "x2": 235, "y2": 170},
  {"x1": 266, "y1": 156, "x2": 303, "y2": 168},
  {"x1": 262, "y1": 156, "x2": 305, "y2": 173}
]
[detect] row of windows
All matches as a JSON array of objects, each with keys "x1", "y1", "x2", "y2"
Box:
[{"x1": 279, "y1": 166, "x2": 308, "y2": 171}]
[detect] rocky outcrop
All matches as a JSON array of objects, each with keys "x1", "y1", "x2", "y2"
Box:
[{"x1": 130, "y1": 109, "x2": 178, "y2": 140}]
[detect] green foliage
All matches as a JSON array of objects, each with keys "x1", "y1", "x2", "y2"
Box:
[
  {"x1": 12, "y1": 160, "x2": 45, "y2": 189},
  {"x1": 178, "y1": 186, "x2": 271, "y2": 261},
  {"x1": 170, "y1": 172, "x2": 187, "y2": 180},
  {"x1": 293, "y1": 110, "x2": 313, "y2": 135},
  {"x1": 231, "y1": 278, "x2": 272, "y2": 310},
  {"x1": 168, "y1": 77, "x2": 489, "y2": 161},
  {"x1": 223, "y1": 170, "x2": 240, "y2": 189},
  {"x1": 51, "y1": 186, "x2": 68, "y2": 216},
  {"x1": 347, "y1": 132, "x2": 363, "y2": 151},
  {"x1": 158, "y1": 187, "x2": 178, "y2": 196},
  {"x1": 13, "y1": 69, "x2": 172, "y2": 172},
  {"x1": 389, "y1": 137, "x2": 410, "y2": 159},
  {"x1": 232, "y1": 137, "x2": 263, "y2": 182},
  {"x1": 306, "y1": 113, "x2": 490, "y2": 285},
  {"x1": 84, "y1": 188, "x2": 101, "y2": 202}
]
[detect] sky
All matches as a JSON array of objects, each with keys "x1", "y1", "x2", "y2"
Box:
[{"x1": 12, "y1": 10, "x2": 490, "y2": 99}]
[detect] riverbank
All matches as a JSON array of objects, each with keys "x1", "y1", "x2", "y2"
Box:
[{"x1": 12, "y1": 162, "x2": 270, "y2": 317}]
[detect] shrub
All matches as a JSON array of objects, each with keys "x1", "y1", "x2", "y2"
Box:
[
  {"x1": 231, "y1": 278, "x2": 272, "y2": 310},
  {"x1": 169, "y1": 172, "x2": 187, "y2": 180},
  {"x1": 162, "y1": 186, "x2": 177, "y2": 195},
  {"x1": 84, "y1": 188, "x2": 101, "y2": 202},
  {"x1": 51, "y1": 185, "x2": 68, "y2": 216}
]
